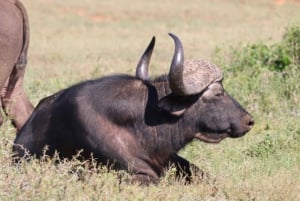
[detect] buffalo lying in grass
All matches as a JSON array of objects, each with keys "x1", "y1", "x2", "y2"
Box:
[{"x1": 13, "y1": 34, "x2": 254, "y2": 184}]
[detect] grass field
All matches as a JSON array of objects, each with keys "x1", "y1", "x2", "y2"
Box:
[{"x1": 1, "y1": 0, "x2": 300, "y2": 200}]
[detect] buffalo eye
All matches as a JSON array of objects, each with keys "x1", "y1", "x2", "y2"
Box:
[
  {"x1": 201, "y1": 82, "x2": 225, "y2": 101},
  {"x1": 215, "y1": 90, "x2": 224, "y2": 97}
]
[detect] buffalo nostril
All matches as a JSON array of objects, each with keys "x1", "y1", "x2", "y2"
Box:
[{"x1": 247, "y1": 118, "x2": 254, "y2": 129}]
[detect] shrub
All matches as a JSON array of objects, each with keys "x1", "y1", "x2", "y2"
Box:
[
  {"x1": 213, "y1": 25, "x2": 300, "y2": 160},
  {"x1": 282, "y1": 25, "x2": 300, "y2": 64},
  {"x1": 214, "y1": 25, "x2": 300, "y2": 115}
]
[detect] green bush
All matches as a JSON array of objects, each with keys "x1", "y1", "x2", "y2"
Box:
[
  {"x1": 282, "y1": 25, "x2": 300, "y2": 64},
  {"x1": 213, "y1": 26, "x2": 300, "y2": 161},
  {"x1": 219, "y1": 26, "x2": 299, "y2": 73},
  {"x1": 214, "y1": 25, "x2": 300, "y2": 114}
]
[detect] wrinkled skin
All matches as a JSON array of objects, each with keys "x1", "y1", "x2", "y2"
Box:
[{"x1": 0, "y1": 0, "x2": 33, "y2": 130}]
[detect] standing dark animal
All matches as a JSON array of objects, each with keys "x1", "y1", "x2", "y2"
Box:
[
  {"x1": 13, "y1": 34, "x2": 254, "y2": 184},
  {"x1": 0, "y1": 0, "x2": 33, "y2": 130}
]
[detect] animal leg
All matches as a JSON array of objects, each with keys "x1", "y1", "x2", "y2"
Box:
[
  {"x1": 0, "y1": 0, "x2": 33, "y2": 130},
  {"x1": 0, "y1": 78, "x2": 10, "y2": 127},
  {"x1": 169, "y1": 154, "x2": 205, "y2": 183},
  {"x1": 1, "y1": 66, "x2": 33, "y2": 130},
  {"x1": 125, "y1": 158, "x2": 160, "y2": 185}
]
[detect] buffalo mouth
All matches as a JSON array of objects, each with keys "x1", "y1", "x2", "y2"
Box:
[
  {"x1": 195, "y1": 132, "x2": 229, "y2": 143},
  {"x1": 195, "y1": 127, "x2": 251, "y2": 143}
]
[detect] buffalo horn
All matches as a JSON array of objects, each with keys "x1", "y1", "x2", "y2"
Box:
[
  {"x1": 168, "y1": 33, "x2": 223, "y2": 96},
  {"x1": 135, "y1": 36, "x2": 156, "y2": 80}
]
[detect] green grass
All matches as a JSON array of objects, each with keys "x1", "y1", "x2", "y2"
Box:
[{"x1": 1, "y1": 0, "x2": 300, "y2": 200}]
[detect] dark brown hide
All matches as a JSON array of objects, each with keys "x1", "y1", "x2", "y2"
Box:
[
  {"x1": 13, "y1": 35, "x2": 254, "y2": 185},
  {"x1": 0, "y1": 0, "x2": 33, "y2": 130},
  {"x1": 13, "y1": 76, "x2": 254, "y2": 184}
]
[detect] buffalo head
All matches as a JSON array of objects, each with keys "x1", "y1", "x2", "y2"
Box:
[{"x1": 150, "y1": 33, "x2": 254, "y2": 143}]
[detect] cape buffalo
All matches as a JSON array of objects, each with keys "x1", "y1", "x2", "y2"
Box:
[
  {"x1": 0, "y1": 0, "x2": 33, "y2": 130},
  {"x1": 13, "y1": 34, "x2": 254, "y2": 184}
]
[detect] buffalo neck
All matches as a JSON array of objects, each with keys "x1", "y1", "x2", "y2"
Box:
[{"x1": 139, "y1": 76, "x2": 196, "y2": 154}]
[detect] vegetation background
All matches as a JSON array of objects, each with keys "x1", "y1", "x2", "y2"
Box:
[{"x1": 0, "y1": 0, "x2": 299, "y2": 200}]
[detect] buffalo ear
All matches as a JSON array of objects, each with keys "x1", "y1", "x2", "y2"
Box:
[{"x1": 157, "y1": 93, "x2": 199, "y2": 116}]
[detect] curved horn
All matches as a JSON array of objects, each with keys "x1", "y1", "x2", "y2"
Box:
[
  {"x1": 135, "y1": 36, "x2": 156, "y2": 80},
  {"x1": 168, "y1": 33, "x2": 186, "y2": 95},
  {"x1": 168, "y1": 33, "x2": 223, "y2": 96}
]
